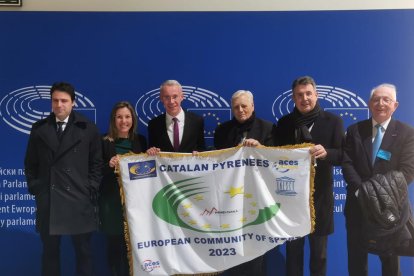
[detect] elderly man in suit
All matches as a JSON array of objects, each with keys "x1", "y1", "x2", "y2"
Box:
[
  {"x1": 274, "y1": 76, "x2": 344, "y2": 276},
  {"x1": 343, "y1": 83, "x2": 414, "y2": 276},
  {"x1": 214, "y1": 89, "x2": 275, "y2": 276},
  {"x1": 24, "y1": 82, "x2": 102, "y2": 276},
  {"x1": 147, "y1": 79, "x2": 205, "y2": 154}
]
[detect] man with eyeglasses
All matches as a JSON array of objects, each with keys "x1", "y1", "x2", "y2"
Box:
[
  {"x1": 343, "y1": 83, "x2": 414, "y2": 275},
  {"x1": 147, "y1": 80, "x2": 205, "y2": 154}
]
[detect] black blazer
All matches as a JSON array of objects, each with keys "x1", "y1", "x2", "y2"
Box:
[
  {"x1": 274, "y1": 110, "x2": 344, "y2": 235},
  {"x1": 214, "y1": 117, "x2": 275, "y2": 149},
  {"x1": 343, "y1": 118, "x2": 414, "y2": 224},
  {"x1": 148, "y1": 111, "x2": 205, "y2": 153},
  {"x1": 101, "y1": 134, "x2": 148, "y2": 196}
]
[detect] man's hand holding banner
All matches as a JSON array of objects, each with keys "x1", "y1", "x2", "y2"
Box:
[{"x1": 118, "y1": 145, "x2": 315, "y2": 275}]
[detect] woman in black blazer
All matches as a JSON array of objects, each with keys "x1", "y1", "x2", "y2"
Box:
[{"x1": 100, "y1": 101, "x2": 147, "y2": 276}]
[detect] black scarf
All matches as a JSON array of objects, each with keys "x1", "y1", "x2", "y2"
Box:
[
  {"x1": 292, "y1": 102, "x2": 321, "y2": 143},
  {"x1": 232, "y1": 112, "x2": 256, "y2": 146}
]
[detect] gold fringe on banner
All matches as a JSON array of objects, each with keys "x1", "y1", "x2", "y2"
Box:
[
  {"x1": 268, "y1": 143, "x2": 316, "y2": 233},
  {"x1": 116, "y1": 144, "x2": 316, "y2": 275}
]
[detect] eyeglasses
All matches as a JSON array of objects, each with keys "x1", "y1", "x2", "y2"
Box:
[
  {"x1": 162, "y1": 95, "x2": 180, "y2": 101},
  {"x1": 371, "y1": 97, "x2": 395, "y2": 105}
]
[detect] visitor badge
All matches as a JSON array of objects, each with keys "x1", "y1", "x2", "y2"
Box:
[{"x1": 377, "y1": 149, "x2": 391, "y2": 161}]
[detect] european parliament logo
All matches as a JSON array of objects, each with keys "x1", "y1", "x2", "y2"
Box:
[
  {"x1": 135, "y1": 86, "x2": 231, "y2": 142},
  {"x1": 0, "y1": 85, "x2": 97, "y2": 135},
  {"x1": 271, "y1": 85, "x2": 369, "y2": 128},
  {"x1": 128, "y1": 160, "x2": 157, "y2": 180}
]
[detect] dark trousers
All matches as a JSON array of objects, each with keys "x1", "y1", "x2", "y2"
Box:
[
  {"x1": 226, "y1": 255, "x2": 265, "y2": 276},
  {"x1": 40, "y1": 232, "x2": 93, "y2": 276},
  {"x1": 106, "y1": 234, "x2": 130, "y2": 276},
  {"x1": 286, "y1": 234, "x2": 328, "y2": 276},
  {"x1": 346, "y1": 219, "x2": 400, "y2": 276}
]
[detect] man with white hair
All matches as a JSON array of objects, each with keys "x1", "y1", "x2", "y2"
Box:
[
  {"x1": 214, "y1": 89, "x2": 276, "y2": 276},
  {"x1": 343, "y1": 83, "x2": 414, "y2": 275}
]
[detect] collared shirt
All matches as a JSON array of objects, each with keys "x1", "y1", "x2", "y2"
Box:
[
  {"x1": 56, "y1": 116, "x2": 69, "y2": 131},
  {"x1": 372, "y1": 117, "x2": 391, "y2": 142},
  {"x1": 166, "y1": 109, "x2": 185, "y2": 146}
]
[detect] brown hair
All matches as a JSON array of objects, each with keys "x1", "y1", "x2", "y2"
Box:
[{"x1": 105, "y1": 101, "x2": 138, "y2": 141}]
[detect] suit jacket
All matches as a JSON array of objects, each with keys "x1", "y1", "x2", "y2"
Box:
[
  {"x1": 24, "y1": 111, "x2": 103, "y2": 235},
  {"x1": 274, "y1": 110, "x2": 344, "y2": 235},
  {"x1": 343, "y1": 118, "x2": 414, "y2": 224},
  {"x1": 100, "y1": 134, "x2": 147, "y2": 234},
  {"x1": 148, "y1": 111, "x2": 205, "y2": 153},
  {"x1": 214, "y1": 117, "x2": 275, "y2": 149}
]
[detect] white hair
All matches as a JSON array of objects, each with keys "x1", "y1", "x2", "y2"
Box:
[
  {"x1": 231, "y1": 90, "x2": 254, "y2": 106},
  {"x1": 370, "y1": 83, "x2": 397, "y2": 101}
]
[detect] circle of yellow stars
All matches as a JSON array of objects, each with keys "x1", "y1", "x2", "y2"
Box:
[{"x1": 203, "y1": 112, "x2": 221, "y2": 136}]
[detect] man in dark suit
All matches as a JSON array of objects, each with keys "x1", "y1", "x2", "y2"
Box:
[
  {"x1": 274, "y1": 76, "x2": 344, "y2": 276},
  {"x1": 24, "y1": 82, "x2": 103, "y2": 276},
  {"x1": 147, "y1": 79, "x2": 205, "y2": 154},
  {"x1": 214, "y1": 89, "x2": 275, "y2": 276},
  {"x1": 343, "y1": 83, "x2": 414, "y2": 276},
  {"x1": 146, "y1": 80, "x2": 206, "y2": 276}
]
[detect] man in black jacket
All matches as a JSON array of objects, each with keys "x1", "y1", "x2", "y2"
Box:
[
  {"x1": 343, "y1": 83, "x2": 414, "y2": 276},
  {"x1": 274, "y1": 76, "x2": 344, "y2": 276},
  {"x1": 24, "y1": 82, "x2": 102, "y2": 276},
  {"x1": 214, "y1": 89, "x2": 275, "y2": 276}
]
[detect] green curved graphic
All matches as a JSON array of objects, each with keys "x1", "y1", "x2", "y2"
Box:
[{"x1": 152, "y1": 177, "x2": 280, "y2": 233}]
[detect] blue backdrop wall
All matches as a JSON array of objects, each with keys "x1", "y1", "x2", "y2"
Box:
[{"x1": 0, "y1": 10, "x2": 413, "y2": 275}]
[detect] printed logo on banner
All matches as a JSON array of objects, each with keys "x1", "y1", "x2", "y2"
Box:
[
  {"x1": 141, "y1": 259, "x2": 161, "y2": 272},
  {"x1": 0, "y1": 85, "x2": 97, "y2": 135},
  {"x1": 152, "y1": 177, "x2": 280, "y2": 233},
  {"x1": 271, "y1": 85, "x2": 369, "y2": 128},
  {"x1": 273, "y1": 158, "x2": 299, "y2": 173},
  {"x1": 275, "y1": 176, "x2": 297, "y2": 196},
  {"x1": 135, "y1": 86, "x2": 231, "y2": 140},
  {"x1": 128, "y1": 160, "x2": 157, "y2": 180}
]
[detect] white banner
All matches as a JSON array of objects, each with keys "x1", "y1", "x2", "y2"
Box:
[{"x1": 119, "y1": 145, "x2": 315, "y2": 275}]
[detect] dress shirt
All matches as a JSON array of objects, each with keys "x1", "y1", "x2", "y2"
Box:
[{"x1": 166, "y1": 109, "x2": 184, "y2": 147}]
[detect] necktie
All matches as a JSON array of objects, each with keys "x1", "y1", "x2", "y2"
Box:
[
  {"x1": 372, "y1": 124, "x2": 384, "y2": 165},
  {"x1": 57, "y1": 121, "x2": 64, "y2": 141},
  {"x1": 172, "y1": 117, "x2": 180, "y2": 151}
]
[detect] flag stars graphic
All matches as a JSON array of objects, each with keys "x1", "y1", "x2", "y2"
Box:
[
  {"x1": 340, "y1": 111, "x2": 358, "y2": 121},
  {"x1": 188, "y1": 220, "x2": 197, "y2": 226},
  {"x1": 202, "y1": 224, "x2": 212, "y2": 229},
  {"x1": 225, "y1": 186, "x2": 244, "y2": 198},
  {"x1": 181, "y1": 212, "x2": 190, "y2": 217},
  {"x1": 239, "y1": 217, "x2": 247, "y2": 224},
  {"x1": 244, "y1": 193, "x2": 253, "y2": 199},
  {"x1": 182, "y1": 203, "x2": 193, "y2": 209},
  {"x1": 193, "y1": 195, "x2": 204, "y2": 201},
  {"x1": 202, "y1": 112, "x2": 222, "y2": 135},
  {"x1": 249, "y1": 210, "x2": 257, "y2": 215},
  {"x1": 220, "y1": 224, "x2": 230, "y2": 229},
  {"x1": 250, "y1": 202, "x2": 257, "y2": 207}
]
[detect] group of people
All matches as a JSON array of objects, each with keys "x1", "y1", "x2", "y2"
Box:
[{"x1": 24, "y1": 76, "x2": 414, "y2": 276}]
